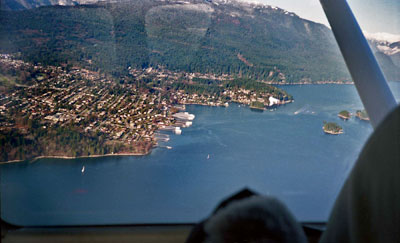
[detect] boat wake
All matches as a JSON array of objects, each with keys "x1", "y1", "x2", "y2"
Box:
[{"x1": 294, "y1": 105, "x2": 316, "y2": 115}]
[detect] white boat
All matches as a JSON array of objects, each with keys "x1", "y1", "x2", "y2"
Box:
[
  {"x1": 207, "y1": 154, "x2": 210, "y2": 159},
  {"x1": 174, "y1": 127, "x2": 182, "y2": 135},
  {"x1": 81, "y1": 166, "x2": 85, "y2": 173},
  {"x1": 173, "y1": 112, "x2": 195, "y2": 121}
]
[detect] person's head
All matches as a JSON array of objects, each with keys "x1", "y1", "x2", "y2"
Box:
[{"x1": 204, "y1": 196, "x2": 307, "y2": 243}]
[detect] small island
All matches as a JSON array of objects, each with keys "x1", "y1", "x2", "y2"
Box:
[
  {"x1": 355, "y1": 110, "x2": 370, "y2": 121},
  {"x1": 338, "y1": 110, "x2": 351, "y2": 120},
  {"x1": 323, "y1": 122, "x2": 343, "y2": 135}
]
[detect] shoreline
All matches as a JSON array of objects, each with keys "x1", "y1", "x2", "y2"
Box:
[
  {"x1": 1, "y1": 99, "x2": 293, "y2": 164},
  {"x1": 267, "y1": 81, "x2": 354, "y2": 85},
  {"x1": 355, "y1": 115, "x2": 370, "y2": 121},
  {"x1": 0, "y1": 151, "x2": 151, "y2": 164},
  {"x1": 0, "y1": 84, "x2": 335, "y2": 164},
  {"x1": 249, "y1": 106, "x2": 265, "y2": 111},
  {"x1": 323, "y1": 128, "x2": 344, "y2": 135},
  {"x1": 184, "y1": 99, "x2": 293, "y2": 108},
  {"x1": 338, "y1": 114, "x2": 351, "y2": 120}
]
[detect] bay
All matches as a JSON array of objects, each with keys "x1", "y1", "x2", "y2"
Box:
[{"x1": 1, "y1": 83, "x2": 399, "y2": 226}]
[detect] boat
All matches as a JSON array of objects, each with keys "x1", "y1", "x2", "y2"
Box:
[
  {"x1": 174, "y1": 127, "x2": 182, "y2": 135},
  {"x1": 81, "y1": 166, "x2": 85, "y2": 173},
  {"x1": 173, "y1": 112, "x2": 195, "y2": 121}
]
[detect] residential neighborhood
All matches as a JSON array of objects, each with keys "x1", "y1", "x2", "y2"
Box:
[{"x1": 0, "y1": 54, "x2": 292, "y2": 161}]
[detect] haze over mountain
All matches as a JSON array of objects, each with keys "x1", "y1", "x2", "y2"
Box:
[
  {"x1": 1, "y1": 0, "x2": 399, "y2": 82},
  {"x1": 0, "y1": 0, "x2": 96, "y2": 10},
  {"x1": 365, "y1": 32, "x2": 400, "y2": 80}
]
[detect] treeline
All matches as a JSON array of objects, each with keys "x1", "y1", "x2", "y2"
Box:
[
  {"x1": 222, "y1": 78, "x2": 293, "y2": 100},
  {"x1": 161, "y1": 77, "x2": 292, "y2": 101}
]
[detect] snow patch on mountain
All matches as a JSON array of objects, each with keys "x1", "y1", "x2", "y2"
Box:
[
  {"x1": 364, "y1": 32, "x2": 400, "y2": 44},
  {"x1": 364, "y1": 32, "x2": 400, "y2": 57},
  {"x1": 376, "y1": 44, "x2": 400, "y2": 56}
]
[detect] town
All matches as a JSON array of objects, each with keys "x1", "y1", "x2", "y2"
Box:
[{"x1": 0, "y1": 54, "x2": 293, "y2": 162}]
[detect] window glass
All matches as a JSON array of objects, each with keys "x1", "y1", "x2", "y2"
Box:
[{"x1": 0, "y1": 0, "x2": 398, "y2": 226}]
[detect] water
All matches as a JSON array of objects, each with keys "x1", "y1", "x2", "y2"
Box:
[{"x1": 1, "y1": 83, "x2": 399, "y2": 226}]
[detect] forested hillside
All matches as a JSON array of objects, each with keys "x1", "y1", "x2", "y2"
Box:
[{"x1": 1, "y1": 0, "x2": 353, "y2": 82}]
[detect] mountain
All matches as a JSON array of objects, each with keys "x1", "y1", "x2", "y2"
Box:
[
  {"x1": 0, "y1": 0, "x2": 97, "y2": 10},
  {"x1": 366, "y1": 32, "x2": 400, "y2": 81},
  {"x1": 0, "y1": 0, "x2": 397, "y2": 82},
  {"x1": 1, "y1": 0, "x2": 72, "y2": 10}
]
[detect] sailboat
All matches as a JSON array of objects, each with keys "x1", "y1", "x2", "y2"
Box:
[
  {"x1": 81, "y1": 166, "x2": 85, "y2": 174},
  {"x1": 207, "y1": 154, "x2": 210, "y2": 159}
]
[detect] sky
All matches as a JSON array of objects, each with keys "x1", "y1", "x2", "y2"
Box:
[{"x1": 241, "y1": 0, "x2": 400, "y2": 35}]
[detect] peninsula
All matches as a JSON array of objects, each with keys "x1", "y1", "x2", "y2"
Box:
[{"x1": 0, "y1": 55, "x2": 293, "y2": 163}]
